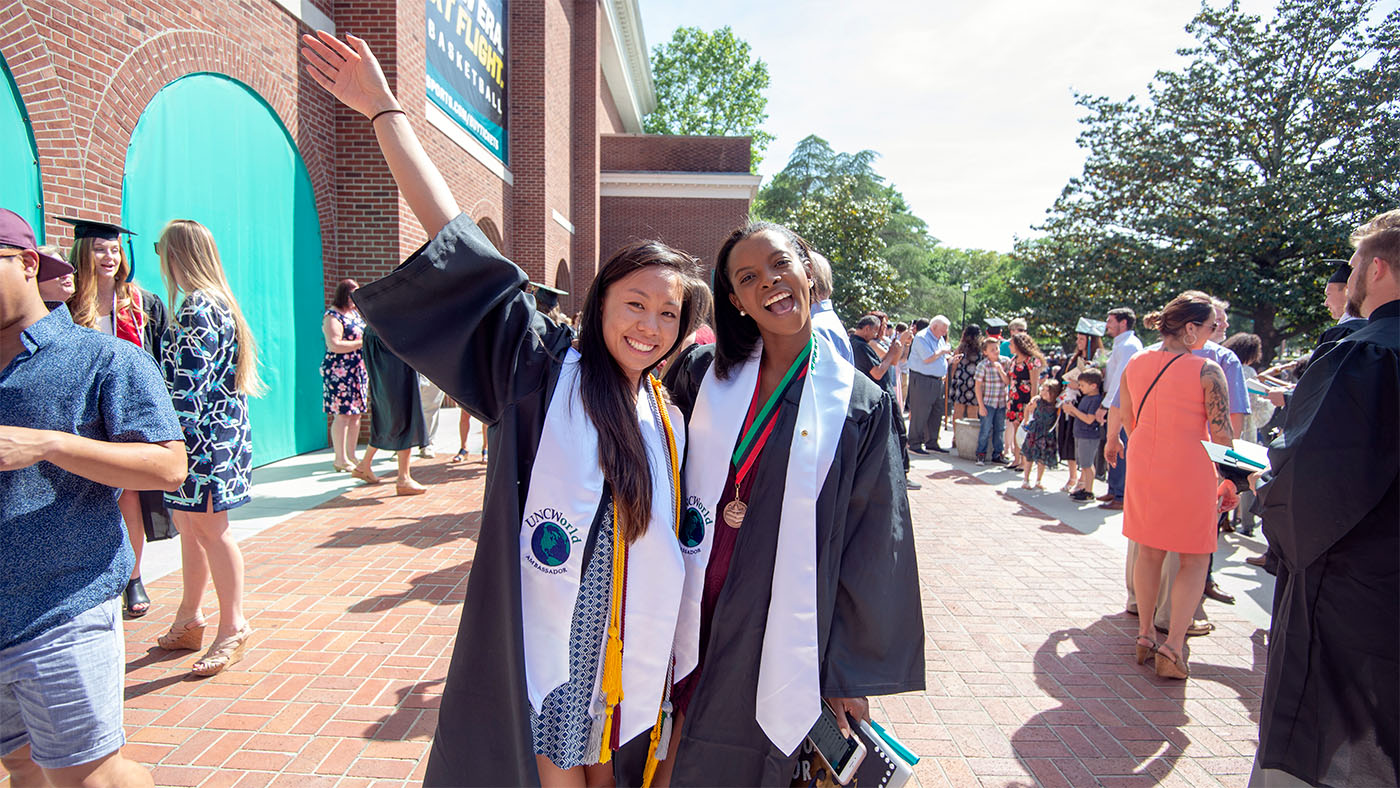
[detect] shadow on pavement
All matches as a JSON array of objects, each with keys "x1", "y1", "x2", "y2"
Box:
[
  {"x1": 1010, "y1": 619, "x2": 1267, "y2": 784},
  {"x1": 373, "y1": 678, "x2": 445, "y2": 740},
  {"x1": 348, "y1": 560, "x2": 474, "y2": 613},
  {"x1": 317, "y1": 512, "x2": 481, "y2": 550}
]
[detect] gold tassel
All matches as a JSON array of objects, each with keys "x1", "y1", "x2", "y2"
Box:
[{"x1": 597, "y1": 502, "x2": 627, "y2": 764}]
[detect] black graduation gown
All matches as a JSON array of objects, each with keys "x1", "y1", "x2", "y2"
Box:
[
  {"x1": 1315, "y1": 318, "x2": 1366, "y2": 351},
  {"x1": 656, "y1": 345, "x2": 925, "y2": 787},
  {"x1": 1256, "y1": 299, "x2": 1399, "y2": 786},
  {"x1": 360, "y1": 324, "x2": 427, "y2": 452},
  {"x1": 353, "y1": 214, "x2": 621, "y2": 787},
  {"x1": 135, "y1": 287, "x2": 176, "y2": 541}
]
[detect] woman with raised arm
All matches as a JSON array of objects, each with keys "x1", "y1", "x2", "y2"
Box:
[
  {"x1": 301, "y1": 32, "x2": 711, "y2": 787},
  {"x1": 652, "y1": 222, "x2": 924, "y2": 785},
  {"x1": 1115, "y1": 291, "x2": 1236, "y2": 681}
]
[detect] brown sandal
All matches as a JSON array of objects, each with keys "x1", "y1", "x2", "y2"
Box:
[
  {"x1": 191, "y1": 624, "x2": 254, "y2": 676},
  {"x1": 350, "y1": 466, "x2": 380, "y2": 485},
  {"x1": 1135, "y1": 635, "x2": 1157, "y2": 665},
  {"x1": 157, "y1": 617, "x2": 206, "y2": 651},
  {"x1": 1155, "y1": 643, "x2": 1189, "y2": 680}
]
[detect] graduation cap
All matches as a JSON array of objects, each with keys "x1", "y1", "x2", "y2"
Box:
[
  {"x1": 526, "y1": 281, "x2": 568, "y2": 312},
  {"x1": 1075, "y1": 316, "x2": 1107, "y2": 337},
  {"x1": 58, "y1": 217, "x2": 136, "y2": 241},
  {"x1": 1324, "y1": 259, "x2": 1351, "y2": 285},
  {"x1": 984, "y1": 317, "x2": 1007, "y2": 336},
  {"x1": 59, "y1": 216, "x2": 138, "y2": 281}
]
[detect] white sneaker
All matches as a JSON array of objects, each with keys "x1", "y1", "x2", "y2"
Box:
[
  {"x1": 975, "y1": 459, "x2": 986, "y2": 466},
  {"x1": 419, "y1": 447, "x2": 436, "y2": 459}
]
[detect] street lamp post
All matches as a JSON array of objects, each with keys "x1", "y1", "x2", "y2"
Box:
[{"x1": 961, "y1": 282, "x2": 972, "y2": 328}]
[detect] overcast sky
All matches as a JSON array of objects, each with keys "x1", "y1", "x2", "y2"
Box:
[{"x1": 638, "y1": 0, "x2": 1286, "y2": 252}]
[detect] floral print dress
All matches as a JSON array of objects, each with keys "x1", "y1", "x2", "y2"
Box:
[
  {"x1": 1007, "y1": 356, "x2": 1042, "y2": 422},
  {"x1": 321, "y1": 308, "x2": 367, "y2": 415}
]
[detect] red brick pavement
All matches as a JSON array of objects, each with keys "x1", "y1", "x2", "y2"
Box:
[{"x1": 1, "y1": 459, "x2": 1265, "y2": 787}]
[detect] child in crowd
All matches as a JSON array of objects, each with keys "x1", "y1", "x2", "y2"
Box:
[
  {"x1": 1020, "y1": 380, "x2": 1062, "y2": 489},
  {"x1": 1062, "y1": 367, "x2": 1105, "y2": 500},
  {"x1": 973, "y1": 337, "x2": 1012, "y2": 465},
  {"x1": 1055, "y1": 372, "x2": 1081, "y2": 490}
]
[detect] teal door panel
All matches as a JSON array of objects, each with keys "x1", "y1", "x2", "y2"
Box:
[
  {"x1": 2, "y1": 53, "x2": 43, "y2": 240},
  {"x1": 123, "y1": 73, "x2": 326, "y2": 467}
]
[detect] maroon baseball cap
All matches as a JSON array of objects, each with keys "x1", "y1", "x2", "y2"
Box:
[{"x1": 0, "y1": 208, "x2": 75, "y2": 281}]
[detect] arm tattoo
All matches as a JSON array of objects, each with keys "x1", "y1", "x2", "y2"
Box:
[{"x1": 1201, "y1": 362, "x2": 1234, "y2": 444}]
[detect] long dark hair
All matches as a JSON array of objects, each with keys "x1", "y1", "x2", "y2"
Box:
[
  {"x1": 1073, "y1": 333, "x2": 1101, "y2": 362},
  {"x1": 956, "y1": 324, "x2": 982, "y2": 359},
  {"x1": 712, "y1": 221, "x2": 811, "y2": 380},
  {"x1": 576, "y1": 241, "x2": 710, "y2": 542},
  {"x1": 332, "y1": 278, "x2": 358, "y2": 310}
]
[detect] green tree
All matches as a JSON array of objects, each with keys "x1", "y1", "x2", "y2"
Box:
[
  {"x1": 644, "y1": 26, "x2": 775, "y2": 169},
  {"x1": 787, "y1": 176, "x2": 907, "y2": 321},
  {"x1": 1016, "y1": 0, "x2": 1398, "y2": 361},
  {"x1": 756, "y1": 136, "x2": 928, "y2": 322}
]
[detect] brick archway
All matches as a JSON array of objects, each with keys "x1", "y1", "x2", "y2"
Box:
[
  {"x1": 83, "y1": 30, "x2": 306, "y2": 209},
  {"x1": 0, "y1": 0, "x2": 83, "y2": 240}
]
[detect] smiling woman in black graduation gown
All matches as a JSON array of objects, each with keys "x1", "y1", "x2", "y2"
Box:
[
  {"x1": 300, "y1": 31, "x2": 714, "y2": 787},
  {"x1": 647, "y1": 223, "x2": 925, "y2": 786}
]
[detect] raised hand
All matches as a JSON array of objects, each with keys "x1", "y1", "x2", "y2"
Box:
[{"x1": 301, "y1": 31, "x2": 398, "y2": 118}]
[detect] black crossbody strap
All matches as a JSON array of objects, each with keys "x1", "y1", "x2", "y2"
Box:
[{"x1": 1136, "y1": 352, "x2": 1186, "y2": 422}]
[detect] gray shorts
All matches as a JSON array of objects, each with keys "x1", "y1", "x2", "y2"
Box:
[
  {"x1": 1075, "y1": 437, "x2": 1100, "y2": 467},
  {"x1": 0, "y1": 598, "x2": 126, "y2": 769}
]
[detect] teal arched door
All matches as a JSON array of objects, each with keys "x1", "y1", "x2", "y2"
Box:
[
  {"x1": 123, "y1": 73, "x2": 325, "y2": 467},
  {"x1": 2, "y1": 53, "x2": 43, "y2": 239}
]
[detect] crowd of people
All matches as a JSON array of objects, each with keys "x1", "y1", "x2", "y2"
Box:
[{"x1": 0, "y1": 26, "x2": 1393, "y2": 788}]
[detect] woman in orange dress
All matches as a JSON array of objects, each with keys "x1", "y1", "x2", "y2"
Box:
[{"x1": 1119, "y1": 291, "x2": 1235, "y2": 680}]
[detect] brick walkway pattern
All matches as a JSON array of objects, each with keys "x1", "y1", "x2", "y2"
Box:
[{"x1": 3, "y1": 458, "x2": 1265, "y2": 787}]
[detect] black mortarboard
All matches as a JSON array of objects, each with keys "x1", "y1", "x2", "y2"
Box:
[
  {"x1": 527, "y1": 281, "x2": 568, "y2": 312},
  {"x1": 1325, "y1": 259, "x2": 1351, "y2": 285},
  {"x1": 984, "y1": 317, "x2": 1008, "y2": 335},
  {"x1": 58, "y1": 217, "x2": 136, "y2": 241}
]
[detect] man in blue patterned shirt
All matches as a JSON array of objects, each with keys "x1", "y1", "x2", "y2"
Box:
[{"x1": 0, "y1": 209, "x2": 186, "y2": 787}]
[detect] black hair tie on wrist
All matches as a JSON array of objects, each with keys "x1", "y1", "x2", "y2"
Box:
[{"x1": 371, "y1": 108, "x2": 406, "y2": 124}]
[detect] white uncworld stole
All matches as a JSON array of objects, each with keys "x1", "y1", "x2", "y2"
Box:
[
  {"x1": 674, "y1": 332, "x2": 855, "y2": 756},
  {"x1": 519, "y1": 349, "x2": 686, "y2": 746}
]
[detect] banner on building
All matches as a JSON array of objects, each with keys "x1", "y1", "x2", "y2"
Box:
[{"x1": 426, "y1": 0, "x2": 508, "y2": 164}]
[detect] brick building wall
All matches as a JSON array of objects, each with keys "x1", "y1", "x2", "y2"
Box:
[
  {"x1": 599, "y1": 133, "x2": 756, "y2": 268},
  {"x1": 602, "y1": 133, "x2": 753, "y2": 174},
  {"x1": 599, "y1": 196, "x2": 752, "y2": 267},
  {"x1": 2, "y1": 0, "x2": 339, "y2": 273}
]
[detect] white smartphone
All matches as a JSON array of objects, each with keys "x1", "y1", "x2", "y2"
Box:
[{"x1": 807, "y1": 701, "x2": 867, "y2": 785}]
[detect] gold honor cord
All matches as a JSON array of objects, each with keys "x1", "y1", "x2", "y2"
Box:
[{"x1": 600, "y1": 376, "x2": 682, "y2": 783}]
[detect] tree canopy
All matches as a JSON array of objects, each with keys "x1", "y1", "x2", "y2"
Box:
[
  {"x1": 755, "y1": 136, "x2": 914, "y2": 322},
  {"x1": 756, "y1": 135, "x2": 1027, "y2": 329},
  {"x1": 1014, "y1": 0, "x2": 1398, "y2": 362},
  {"x1": 643, "y1": 26, "x2": 775, "y2": 169}
]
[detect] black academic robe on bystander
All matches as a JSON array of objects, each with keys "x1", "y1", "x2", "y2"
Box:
[{"x1": 1256, "y1": 299, "x2": 1399, "y2": 786}]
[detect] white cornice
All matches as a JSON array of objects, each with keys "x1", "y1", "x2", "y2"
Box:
[
  {"x1": 600, "y1": 0, "x2": 655, "y2": 133},
  {"x1": 267, "y1": 0, "x2": 334, "y2": 33},
  {"x1": 600, "y1": 171, "x2": 761, "y2": 201},
  {"x1": 425, "y1": 101, "x2": 514, "y2": 186}
]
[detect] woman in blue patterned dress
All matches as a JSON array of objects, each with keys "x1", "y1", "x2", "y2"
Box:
[
  {"x1": 321, "y1": 278, "x2": 367, "y2": 471},
  {"x1": 153, "y1": 219, "x2": 258, "y2": 677}
]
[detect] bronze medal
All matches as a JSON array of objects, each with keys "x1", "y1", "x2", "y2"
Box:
[{"x1": 723, "y1": 499, "x2": 747, "y2": 529}]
